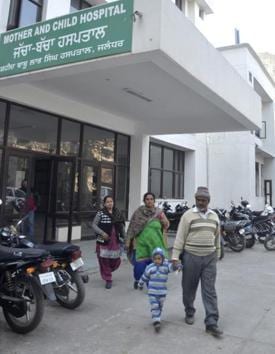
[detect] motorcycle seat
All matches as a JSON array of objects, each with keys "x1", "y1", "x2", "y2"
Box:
[
  {"x1": 223, "y1": 220, "x2": 250, "y2": 232},
  {"x1": 0, "y1": 245, "x2": 49, "y2": 262},
  {"x1": 34, "y1": 242, "x2": 80, "y2": 257},
  {"x1": 236, "y1": 220, "x2": 251, "y2": 227},
  {"x1": 252, "y1": 215, "x2": 270, "y2": 223}
]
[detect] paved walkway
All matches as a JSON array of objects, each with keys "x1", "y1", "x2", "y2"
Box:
[{"x1": 1, "y1": 243, "x2": 275, "y2": 354}]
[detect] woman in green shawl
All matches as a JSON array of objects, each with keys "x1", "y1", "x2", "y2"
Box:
[{"x1": 126, "y1": 192, "x2": 169, "y2": 289}]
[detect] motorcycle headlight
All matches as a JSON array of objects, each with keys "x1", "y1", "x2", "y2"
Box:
[{"x1": 239, "y1": 228, "x2": 245, "y2": 235}]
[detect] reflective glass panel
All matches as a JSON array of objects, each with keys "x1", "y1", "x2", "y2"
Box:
[
  {"x1": 0, "y1": 102, "x2": 6, "y2": 145},
  {"x1": 60, "y1": 119, "x2": 80, "y2": 156},
  {"x1": 163, "y1": 148, "x2": 173, "y2": 170},
  {"x1": 150, "y1": 145, "x2": 162, "y2": 168},
  {"x1": 81, "y1": 219, "x2": 95, "y2": 239},
  {"x1": 100, "y1": 167, "x2": 113, "y2": 201},
  {"x1": 150, "y1": 169, "x2": 161, "y2": 198},
  {"x1": 116, "y1": 134, "x2": 129, "y2": 165},
  {"x1": 83, "y1": 126, "x2": 114, "y2": 162},
  {"x1": 19, "y1": 0, "x2": 42, "y2": 27},
  {"x1": 179, "y1": 175, "x2": 184, "y2": 198},
  {"x1": 179, "y1": 151, "x2": 185, "y2": 172},
  {"x1": 80, "y1": 165, "x2": 98, "y2": 211},
  {"x1": 115, "y1": 166, "x2": 128, "y2": 215},
  {"x1": 8, "y1": 105, "x2": 58, "y2": 154},
  {"x1": 5, "y1": 155, "x2": 28, "y2": 214},
  {"x1": 163, "y1": 171, "x2": 173, "y2": 198},
  {"x1": 56, "y1": 161, "x2": 73, "y2": 212}
]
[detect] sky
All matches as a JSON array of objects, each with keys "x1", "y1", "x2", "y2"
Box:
[{"x1": 204, "y1": 0, "x2": 275, "y2": 54}]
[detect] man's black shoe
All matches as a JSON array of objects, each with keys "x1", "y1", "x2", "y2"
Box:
[
  {"x1": 153, "y1": 321, "x2": 161, "y2": 333},
  {"x1": 205, "y1": 325, "x2": 223, "y2": 337},
  {"x1": 185, "y1": 315, "x2": 194, "y2": 325}
]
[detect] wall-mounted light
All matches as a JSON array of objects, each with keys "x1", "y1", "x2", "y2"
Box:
[{"x1": 132, "y1": 10, "x2": 143, "y2": 22}]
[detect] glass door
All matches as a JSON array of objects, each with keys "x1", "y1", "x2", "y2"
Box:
[
  {"x1": 46, "y1": 157, "x2": 77, "y2": 243},
  {"x1": 3, "y1": 153, "x2": 30, "y2": 224},
  {"x1": 79, "y1": 162, "x2": 99, "y2": 239},
  {"x1": 100, "y1": 165, "x2": 114, "y2": 200}
]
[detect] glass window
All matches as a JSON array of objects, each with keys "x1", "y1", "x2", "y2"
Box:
[
  {"x1": 81, "y1": 1, "x2": 90, "y2": 9},
  {"x1": 179, "y1": 175, "x2": 184, "y2": 198},
  {"x1": 100, "y1": 167, "x2": 113, "y2": 200},
  {"x1": 101, "y1": 167, "x2": 113, "y2": 185},
  {"x1": 175, "y1": 150, "x2": 185, "y2": 171},
  {"x1": 81, "y1": 219, "x2": 95, "y2": 239},
  {"x1": 70, "y1": 0, "x2": 91, "y2": 12},
  {"x1": 150, "y1": 169, "x2": 161, "y2": 198},
  {"x1": 163, "y1": 148, "x2": 173, "y2": 170},
  {"x1": 174, "y1": 173, "x2": 179, "y2": 198},
  {"x1": 116, "y1": 134, "x2": 129, "y2": 165},
  {"x1": 83, "y1": 126, "x2": 115, "y2": 162},
  {"x1": 115, "y1": 166, "x2": 128, "y2": 216},
  {"x1": 70, "y1": 0, "x2": 79, "y2": 13},
  {"x1": 80, "y1": 165, "x2": 98, "y2": 211},
  {"x1": 56, "y1": 161, "x2": 73, "y2": 212},
  {"x1": 60, "y1": 119, "x2": 80, "y2": 156},
  {"x1": 149, "y1": 143, "x2": 185, "y2": 199},
  {"x1": 8, "y1": 104, "x2": 58, "y2": 154},
  {"x1": 179, "y1": 152, "x2": 184, "y2": 171},
  {"x1": 163, "y1": 171, "x2": 173, "y2": 198},
  {"x1": 7, "y1": 0, "x2": 43, "y2": 30},
  {"x1": 150, "y1": 144, "x2": 162, "y2": 168},
  {"x1": 0, "y1": 102, "x2": 6, "y2": 145},
  {"x1": 5, "y1": 155, "x2": 28, "y2": 215},
  {"x1": 19, "y1": 0, "x2": 42, "y2": 28}
]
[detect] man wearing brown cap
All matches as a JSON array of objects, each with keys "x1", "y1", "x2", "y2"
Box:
[{"x1": 172, "y1": 186, "x2": 222, "y2": 337}]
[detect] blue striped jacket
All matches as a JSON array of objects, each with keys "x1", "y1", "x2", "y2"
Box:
[{"x1": 138, "y1": 260, "x2": 174, "y2": 296}]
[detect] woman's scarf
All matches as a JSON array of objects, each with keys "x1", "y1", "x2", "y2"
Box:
[
  {"x1": 102, "y1": 207, "x2": 125, "y2": 225},
  {"x1": 127, "y1": 206, "x2": 162, "y2": 241}
]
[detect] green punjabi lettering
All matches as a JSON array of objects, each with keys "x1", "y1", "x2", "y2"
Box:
[{"x1": 0, "y1": 0, "x2": 133, "y2": 78}]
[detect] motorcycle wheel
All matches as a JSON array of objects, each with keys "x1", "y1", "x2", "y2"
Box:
[
  {"x1": 264, "y1": 234, "x2": 275, "y2": 251},
  {"x1": 229, "y1": 234, "x2": 246, "y2": 252},
  {"x1": 2, "y1": 276, "x2": 44, "y2": 334},
  {"x1": 258, "y1": 235, "x2": 266, "y2": 244},
  {"x1": 245, "y1": 235, "x2": 255, "y2": 248},
  {"x1": 54, "y1": 267, "x2": 85, "y2": 309}
]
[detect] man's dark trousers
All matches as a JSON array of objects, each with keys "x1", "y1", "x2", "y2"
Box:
[{"x1": 182, "y1": 251, "x2": 219, "y2": 326}]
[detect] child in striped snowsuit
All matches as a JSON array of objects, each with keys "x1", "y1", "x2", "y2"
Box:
[{"x1": 138, "y1": 247, "x2": 181, "y2": 332}]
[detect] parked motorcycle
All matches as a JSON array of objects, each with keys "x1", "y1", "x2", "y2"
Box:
[
  {"x1": 214, "y1": 208, "x2": 246, "y2": 252},
  {"x1": 0, "y1": 215, "x2": 87, "y2": 310},
  {"x1": 162, "y1": 201, "x2": 189, "y2": 231},
  {"x1": 0, "y1": 245, "x2": 55, "y2": 333},
  {"x1": 264, "y1": 232, "x2": 275, "y2": 251},
  {"x1": 229, "y1": 201, "x2": 274, "y2": 246}
]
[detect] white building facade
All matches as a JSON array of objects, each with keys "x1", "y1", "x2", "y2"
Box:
[
  {"x1": 208, "y1": 44, "x2": 275, "y2": 210},
  {"x1": 0, "y1": 0, "x2": 261, "y2": 240}
]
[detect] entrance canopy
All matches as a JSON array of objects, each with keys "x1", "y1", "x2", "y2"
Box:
[{"x1": 0, "y1": 0, "x2": 261, "y2": 135}]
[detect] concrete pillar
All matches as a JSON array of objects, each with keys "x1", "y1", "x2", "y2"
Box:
[
  {"x1": 184, "y1": 151, "x2": 196, "y2": 205},
  {"x1": 0, "y1": 0, "x2": 10, "y2": 33},
  {"x1": 43, "y1": 0, "x2": 71, "y2": 20},
  {"x1": 128, "y1": 135, "x2": 150, "y2": 218}
]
